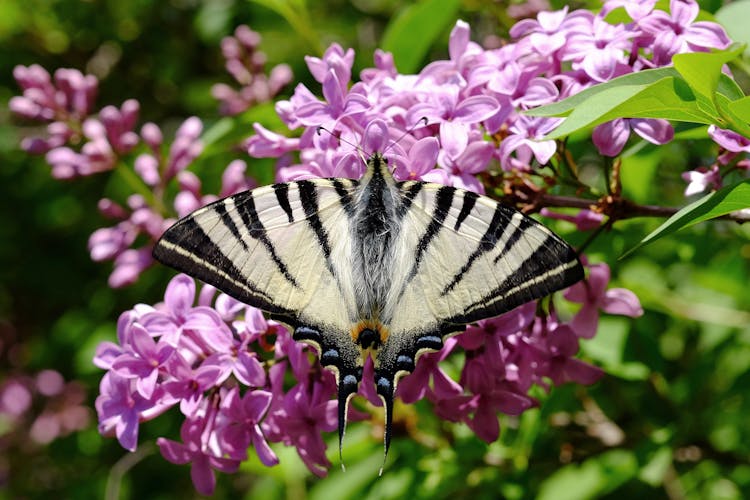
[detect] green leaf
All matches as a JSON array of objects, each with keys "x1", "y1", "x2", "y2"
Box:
[
  {"x1": 673, "y1": 47, "x2": 744, "y2": 103},
  {"x1": 381, "y1": 0, "x2": 461, "y2": 74},
  {"x1": 537, "y1": 450, "x2": 638, "y2": 500},
  {"x1": 533, "y1": 76, "x2": 715, "y2": 139},
  {"x1": 248, "y1": 0, "x2": 322, "y2": 55},
  {"x1": 526, "y1": 67, "x2": 679, "y2": 118},
  {"x1": 715, "y1": 93, "x2": 750, "y2": 138},
  {"x1": 727, "y1": 95, "x2": 750, "y2": 123},
  {"x1": 622, "y1": 179, "x2": 750, "y2": 258}
]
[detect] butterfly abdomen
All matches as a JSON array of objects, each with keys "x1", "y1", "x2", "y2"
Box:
[{"x1": 351, "y1": 153, "x2": 402, "y2": 322}]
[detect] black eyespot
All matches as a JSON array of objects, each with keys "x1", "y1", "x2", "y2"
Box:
[
  {"x1": 396, "y1": 355, "x2": 414, "y2": 371},
  {"x1": 342, "y1": 374, "x2": 359, "y2": 392},
  {"x1": 376, "y1": 376, "x2": 391, "y2": 395},
  {"x1": 358, "y1": 328, "x2": 380, "y2": 349},
  {"x1": 321, "y1": 349, "x2": 339, "y2": 366}
]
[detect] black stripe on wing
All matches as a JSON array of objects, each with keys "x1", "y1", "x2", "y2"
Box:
[
  {"x1": 445, "y1": 236, "x2": 583, "y2": 324},
  {"x1": 298, "y1": 180, "x2": 333, "y2": 259},
  {"x1": 440, "y1": 203, "x2": 512, "y2": 295},
  {"x1": 454, "y1": 190, "x2": 478, "y2": 231},
  {"x1": 153, "y1": 216, "x2": 295, "y2": 316},
  {"x1": 406, "y1": 185, "x2": 455, "y2": 281},
  {"x1": 232, "y1": 192, "x2": 301, "y2": 289},
  {"x1": 395, "y1": 182, "x2": 424, "y2": 219}
]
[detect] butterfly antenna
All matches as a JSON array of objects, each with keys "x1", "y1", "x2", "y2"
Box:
[
  {"x1": 316, "y1": 126, "x2": 367, "y2": 163},
  {"x1": 382, "y1": 116, "x2": 429, "y2": 156}
]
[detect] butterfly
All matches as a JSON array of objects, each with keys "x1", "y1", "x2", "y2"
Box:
[{"x1": 153, "y1": 145, "x2": 583, "y2": 471}]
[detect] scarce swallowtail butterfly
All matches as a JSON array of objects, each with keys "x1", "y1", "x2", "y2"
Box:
[{"x1": 153, "y1": 132, "x2": 584, "y2": 471}]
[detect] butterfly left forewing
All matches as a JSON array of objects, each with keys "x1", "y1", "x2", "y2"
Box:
[{"x1": 153, "y1": 179, "x2": 367, "y2": 367}]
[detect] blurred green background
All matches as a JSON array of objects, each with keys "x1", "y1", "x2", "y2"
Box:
[{"x1": 1, "y1": 0, "x2": 749, "y2": 498}]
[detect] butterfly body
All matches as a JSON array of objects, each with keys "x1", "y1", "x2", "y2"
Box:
[{"x1": 153, "y1": 151, "x2": 583, "y2": 469}]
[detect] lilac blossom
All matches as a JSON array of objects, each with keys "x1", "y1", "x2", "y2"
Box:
[
  {"x1": 638, "y1": 0, "x2": 731, "y2": 65},
  {"x1": 212, "y1": 25, "x2": 293, "y2": 115},
  {"x1": 593, "y1": 118, "x2": 674, "y2": 157},
  {"x1": 157, "y1": 415, "x2": 241, "y2": 495},
  {"x1": 565, "y1": 262, "x2": 644, "y2": 339},
  {"x1": 216, "y1": 388, "x2": 278, "y2": 465},
  {"x1": 681, "y1": 165, "x2": 722, "y2": 196}
]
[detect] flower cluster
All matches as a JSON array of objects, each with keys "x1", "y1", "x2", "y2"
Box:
[
  {"x1": 212, "y1": 25, "x2": 294, "y2": 116},
  {"x1": 0, "y1": 369, "x2": 91, "y2": 448},
  {"x1": 94, "y1": 275, "x2": 337, "y2": 492},
  {"x1": 94, "y1": 260, "x2": 640, "y2": 492},
  {"x1": 9, "y1": 26, "x2": 282, "y2": 287},
  {"x1": 248, "y1": 0, "x2": 728, "y2": 186}
]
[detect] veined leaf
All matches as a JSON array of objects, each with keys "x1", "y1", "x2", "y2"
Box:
[
  {"x1": 728, "y1": 95, "x2": 750, "y2": 128},
  {"x1": 525, "y1": 67, "x2": 679, "y2": 118},
  {"x1": 530, "y1": 76, "x2": 715, "y2": 139},
  {"x1": 673, "y1": 46, "x2": 744, "y2": 103},
  {"x1": 381, "y1": 0, "x2": 461, "y2": 74},
  {"x1": 622, "y1": 179, "x2": 750, "y2": 258}
]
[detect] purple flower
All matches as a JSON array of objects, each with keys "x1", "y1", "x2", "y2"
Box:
[
  {"x1": 498, "y1": 115, "x2": 560, "y2": 170},
  {"x1": 392, "y1": 136, "x2": 440, "y2": 181},
  {"x1": 708, "y1": 125, "x2": 750, "y2": 165},
  {"x1": 294, "y1": 69, "x2": 370, "y2": 129},
  {"x1": 216, "y1": 387, "x2": 278, "y2": 465},
  {"x1": 681, "y1": 165, "x2": 722, "y2": 196},
  {"x1": 265, "y1": 379, "x2": 337, "y2": 477},
  {"x1": 397, "y1": 338, "x2": 462, "y2": 404},
  {"x1": 157, "y1": 416, "x2": 241, "y2": 495},
  {"x1": 111, "y1": 323, "x2": 175, "y2": 399},
  {"x1": 593, "y1": 118, "x2": 673, "y2": 157},
  {"x1": 162, "y1": 355, "x2": 223, "y2": 416},
  {"x1": 565, "y1": 262, "x2": 643, "y2": 339},
  {"x1": 11, "y1": 65, "x2": 97, "y2": 122},
  {"x1": 545, "y1": 321, "x2": 604, "y2": 385},
  {"x1": 95, "y1": 372, "x2": 154, "y2": 451},
  {"x1": 639, "y1": 0, "x2": 731, "y2": 64},
  {"x1": 212, "y1": 25, "x2": 292, "y2": 115}
]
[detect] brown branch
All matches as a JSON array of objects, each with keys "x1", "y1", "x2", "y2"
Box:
[{"x1": 535, "y1": 193, "x2": 750, "y2": 223}]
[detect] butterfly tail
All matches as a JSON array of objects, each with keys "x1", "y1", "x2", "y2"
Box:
[
  {"x1": 337, "y1": 371, "x2": 360, "y2": 471},
  {"x1": 375, "y1": 371, "x2": 395, "y2": 475}
]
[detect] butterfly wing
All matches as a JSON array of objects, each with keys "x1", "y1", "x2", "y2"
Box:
[
  {"x1": 153, "y1": 178, "x2": 367, "y2": 383},
  {"x1": 372, "y1": 182, "x2": 583, "y2": 447}
]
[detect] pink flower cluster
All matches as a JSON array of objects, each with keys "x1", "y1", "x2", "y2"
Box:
[
  {"x1": 0, "y1": 370, "x2": 91, "y2": 447},
  {"x1": 212, "y1": 25, "x2": 294, "y2": 116},
  {"x1": 9, "y1": 25, "x2": 282, "y2": 287},
  {"x1": 94, "y1": 275, "x2": 337, "y2": 492},
  {"x1": 248, "y1": 0, "x2": 729, "y2": 188}
]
